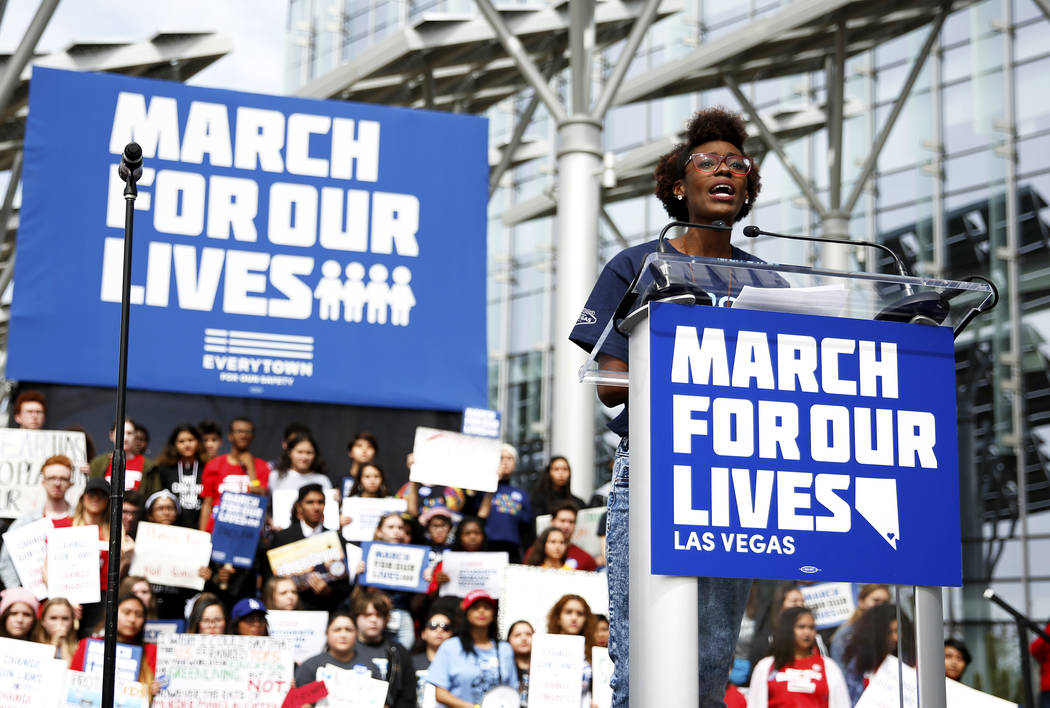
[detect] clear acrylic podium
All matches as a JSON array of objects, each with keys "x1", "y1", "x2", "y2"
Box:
[{"x1": 580, "y1": 251, "x2": 997, "y2": 707}]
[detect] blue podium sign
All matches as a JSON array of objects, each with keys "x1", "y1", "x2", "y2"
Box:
[
  {"x1": 648, "y1": 301, "x2": 961, "y2": 586},
  {"x1": 10, "y1": 68, "x2": 488, "y2": 410}
]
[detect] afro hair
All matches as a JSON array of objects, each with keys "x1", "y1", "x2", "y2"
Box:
[{"x1": 653, "y1": 106, "x2": 762, "y2": 223}]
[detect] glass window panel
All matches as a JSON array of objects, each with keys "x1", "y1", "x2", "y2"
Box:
[
  {"x1": 877, "y1": 166, "x2": 935, "y2": 209},
  {"x1": 508, "y1": 290, "x2": 545, "y2": 353},
  {"x1": 942, "y1": 41, "x2": 973, "y2": 84},
  {"x1": 605, "y1": 103, "x2": 646, "y2": 152},
  {"x1": 945, "y1": 150, "x2": 1007, "y2": 193},
  {"x1": 876, "y1": 92, "x2": 933, "y2": 173},
  {"x1": 1015, "y1": 20, "x2": 1050, "y2": 63},
  {"x1": 1016, "y1": 58, "x2": 1050, "y2": 135},
  {"x1": 944, "y1": 76, "x2": 1003, "y2": 153}
]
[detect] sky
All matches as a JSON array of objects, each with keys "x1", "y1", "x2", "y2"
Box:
[{"x1": 0, "y1": 0, "x2": 288, "y2": 95}]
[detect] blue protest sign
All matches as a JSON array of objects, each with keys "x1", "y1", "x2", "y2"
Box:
[
  {"x1": 461, "y1": 407, "x2": 501, "y2": 438},
  {"x1": 85, "y1": 639, "x2": 143, "y2": 682},
  {"x1": 10, "y1": 67, "x2": 488, "y2": 410},
  {"x1": 144, "y1": 619, "x2": 186, "y2": 644},
  {"x1": 359, "y1": 541, "x2": 430, "y2": 593},
  {"x1": 648, "y1": 302, "x2": 961, "y2": 586},
  {"x1": 210, "y1": 492, "x2": 265, "y2": 567}
]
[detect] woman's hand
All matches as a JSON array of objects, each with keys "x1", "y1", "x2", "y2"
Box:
[
  {"x1": 306, "y1": 572, "x2": 329, "y2": 594},
  {"x1": 436, "y1": 571, "x2": 450, "y2": 585},
  {"x1": 339, "y1": 514, "x2": 352, "y2": 528},
  {"x1": 216, "y1": 565, "x2": 235, "y2": 585},
  {"x1": 198, "y1": 566, "x2": 213, "y2": 581}
]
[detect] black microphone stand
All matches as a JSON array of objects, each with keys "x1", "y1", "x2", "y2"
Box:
[{"x1": 102, "y1": 142, "x2": 142, "y2": 708}]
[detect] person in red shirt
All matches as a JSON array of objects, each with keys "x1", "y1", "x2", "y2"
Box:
[
  {"x1": 523, "y1": 500, "x2": 597, "y2": 571},
  {"x1": 88, "y1": 417, "x2": 161, "y2": 497},
  {"x1": 0, "y1": 454, "x2": 75, "y2": 588},
  {"x1": 1031, "y1": 621, "x2": 1050, "y2": 708},
  {"x1": 748, "y1": 607, "x2": 850, "y2": 708},
  {"x1": 71, "y1": 594, "x2": 158, "y2": 692},
  {"x1": 198, "y1": 416, "x2": 270, "y2": 532}
]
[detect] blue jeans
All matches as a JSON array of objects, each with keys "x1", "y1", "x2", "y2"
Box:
[{"x1": 607, "y1": 437, "x2": 752, "y2": 707}]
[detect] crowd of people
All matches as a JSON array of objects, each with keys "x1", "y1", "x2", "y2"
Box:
[{"x1": 0, "y1": 390, "x2": 995, "y2": 707}]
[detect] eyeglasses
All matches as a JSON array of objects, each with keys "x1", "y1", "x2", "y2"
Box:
[
  {"x1": 687, "y1": 152, "x2": 753, "y2": 175},
  {"x1": 44, "y1": 476, "x2": 72, "y2": 485},
  {"x1": 199, "y1": 617, "x2": 225, "y2": 626},
  {"x1": 427, "y1": 622, "x2": 452, "y2": 631}
]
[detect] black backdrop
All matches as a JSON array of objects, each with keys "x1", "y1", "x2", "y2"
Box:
[{"x1": 18, "y1": 382, "x2": 462, "y2": 491}]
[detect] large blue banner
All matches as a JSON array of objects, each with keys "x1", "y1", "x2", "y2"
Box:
[
  {"x1": 9, "y1": 68, "x2": 489, "y2": 410},
  {"x1": 649, "y1": 302, "x2": 962, "y2": 586}
]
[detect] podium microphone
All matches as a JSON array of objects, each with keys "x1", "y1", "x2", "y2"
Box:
[
  {"x1": 118, "y1": 142, "x2": 143, "y2": 197},
  {"x1": 742, "y1": 224, "x2": 910, "y2": 280}
]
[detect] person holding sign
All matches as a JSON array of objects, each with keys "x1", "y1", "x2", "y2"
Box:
[
  {"x1": 270, "y1": 433, "x2": 333, "y2": 494},
  {"x1": 33, "y1": 597, "x2": 78, "y2": 664},
  {"x1": 0, "y1": 454, "x2": 75, "y2": 589},
  {"x1": 137, "y1": 490, "x2": 213, "y2": 619},
  {"x1": 187, "y1": 593, "x2": 228, "y2": 635},
  {"x1": 74, "y1": 477, "x2": 134, "y2": 637},
  {"x1": 841, "y1": 604, "x2": 914, "y2": 704},
  {"x1": 347, "y1": 462, "x2": 393, "y2": 498},
  {"x1": 296, "y1": 610, "x2": 382, "y2": 686},
  {"x1": 747, "y1": 606, "x2": 849, "y2": 708},
  {"x1": 529, "y1": 456, "x2": 586, "y2": 519},
  {"x1": 478, "y1": 444, "x2": 533, "y2": 563},
  {"x1": 71, "y1": 593, "x2": 157, "y2": 688},
  {"x1": 351, "y1": 590, "x2": 416, "y2": 708},
  {"x1": 547, "y1": 594, "x2": 598, "y2": 701},
  {"x1": 0, "y1": 586, "x2": 38, "y2": 640},
  {"x1": 198, "y1": 417, "x2": 270, "y2": 532},
  {"x1": 569, "y1": 107, "x2": 769, "y2": 707},
  {"x1": 428, "y1": 590, "x2": 517, "y2": 708},
  {"x1": 828, "y1": 583, "x2": 889, "y2": 666},
  {"x1": 507, "y1": 621, "x2": 534, "y2": 708}
]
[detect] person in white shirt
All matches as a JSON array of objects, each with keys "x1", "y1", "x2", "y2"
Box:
[{"x1": 0, "y1": 454, "x2": 75, "y2": 587}]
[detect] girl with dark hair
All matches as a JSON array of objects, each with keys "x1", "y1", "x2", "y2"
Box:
[
  {"x1": 842, "y1": 603, "x2": 915, "y2": 703},
  {"x1": 529, "y1": 456, "x2": 585, "y2": 518},
  {"x1": 270, "y1": 433, "x2": 332, "y2": 493},
  {"x1": 347, "y1": 462, "x2": 391, "y2": 498},
  {"x1": 829, "y1": 583, "x2": 891, "y2": 665},
  {"x1": 525, "y1": 527, "x2": 569, "y2": 569},
  {"x1": 347, "y1": 431, "x2": 379, "y2": 480},
  {"x1": 569, "y1": 106, "x2": 770, "y2": 706},
  {"x1": 428, "y1": 590, "x2": 517, "y2": 707},
  {"x1": 154, "y1": 424, "x2": 206, "y2": 527},
  {"x1": 295, "y1": 610, "x2": 382, "y2": 686},
  {"x1": 71, "y1": 594, "x2": 157, "y2": 687},
  {"x1": 187, "y1": 593, "x2": 227, "y2": 635},
  {"x1": 507, "y1": 620, "x2": 534, "y2": 708},
  {"x1": 944, "y1": 637, "x2": 971, "y2": 681},
  {"x1": 748, "y1": 606, "x2": 849, "y2": 708},
  {"x1": 135, "y1": 491, "x2": 213, "y2": 618}
]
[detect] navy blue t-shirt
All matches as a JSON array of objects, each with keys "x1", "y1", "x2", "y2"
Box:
[{"x1": 569, "y1": 237, "x2": 775, "y2": 436}]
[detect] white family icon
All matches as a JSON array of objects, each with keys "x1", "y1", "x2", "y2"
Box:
[{"x1": 314, "y1": 260, "x2": 416, "y2": 326}]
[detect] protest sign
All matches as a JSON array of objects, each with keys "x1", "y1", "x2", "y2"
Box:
[
  {"x1": 462, "y1": 407, "x2": 501, "y2": 438},
  {"x1": 497, "y1": 565, "x2": 608, "y2": 637},
  {"x1": 47, "y1": 524, "x2": 101, "y2": 603},
  {"x1": 154, "y1": 633, "x2": 294, "y2": 708},
  {"x1": 83, "y1": 639, "x2": 144, "y2": 682},
  {"x1": 528, "y1": 633, "x2": 585, "y2": 708},
  {"x1": 145, "y1": 619, "x2": 185, "y2": 644},
  {"x1": 130, "y1": 521, "x2": 212, "y2": 590},
  {"x1": 800, "y1": 582, "x2": 857, "y2": 629},
  {"x1": 267, "y1": 530, "x2": 348, "y2": 582},
  {"x1": 340, "y1": 497, "x2": 408, "y2": 542},
  {"x1": 0, "y1": 637, "x2": 66, "y2": 707},
  {"x1": 267, "y1": 610, "x2": 329, "y2": 663},
  {"x1": 591, "y1": 647, "x2": 613, "y2": 708},
  {"x1": 360, "y1": 541, "x2": 429, "y2": 593},
  {"x1": 271, "y1": 488, "x2": 340, "y2": 531},
  {"x1": 410, "y1": 427, "x2": 501, "y2": 493},
  {"x1": 855, "y1": 656, "x2": 1017, "y2": 708},
  {"x1": 1, "y1": 515, "x2": 52, "y2": 597},
  {"x1": 439, "y1": 551, "x2": 508, "y2": 598},
  {"x1": 63, "y1": 668, "x2": 150, "y2": 708},
  {"x1": 317, "y1": 664, "x2": 389, "y2": 708},
  {"x1": 534, "y1": 506, "x2": 606, "y2": 557},
  {"x1": 0, "y1": 428, "x2": 88, "y2": 518},
  {"x1": 283, "y1": 681, "x2": 329, "y2": 708},
  {"x1": 211, "y1": 492, "x2": 266, "y2": 567},
  {"x1": 345, "y1": 543, "x2": 363, "y2": 581}
]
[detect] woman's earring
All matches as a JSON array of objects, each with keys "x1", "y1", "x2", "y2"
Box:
[{"x1": 676, "y1": 194, "x2": 683, "y2": 200}]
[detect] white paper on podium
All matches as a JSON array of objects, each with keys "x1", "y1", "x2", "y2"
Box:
[{"x1": 732, "y1": 284, "x2": 848, "y2": 317}]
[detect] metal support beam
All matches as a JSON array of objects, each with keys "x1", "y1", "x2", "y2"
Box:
[
  {"x1": 1032, "y1": 0, "x2": 1050, "y2": 23},
  {"x1": 489, "y1": 92, "x2": 541, "y2": 197},
  {"x1": 826, "y1": 16, "x2": 846, "y2": 213},
  {"x1": 724, "y1": 74, "x2": 828, "y2": 219},
  {"x1": 570, "y1": 0, "x2": 594, "y2": 114},
  {"x1": 601, "y1": 207, "x2": 630, "y2": 249},
  {"x1": 915, "y1": 587, "x2": 948, "y2": 708},
  {"x1": 474, "y1": 0, "x2": 569, "y2": 123},
  {"x1": 0, "y1": 0, "x2": 60, "y2": 115},
  {"x1": 593, "y1": 0, "x2": 662, "y2": 121},
  {"x1": 0, "y1": 150, "x2": 23, "y2": 296},
  {"x1": 843, "y1": 4, "x2": 947, "y2": 215}
]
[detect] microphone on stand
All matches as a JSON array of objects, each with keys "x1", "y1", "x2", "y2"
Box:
[
  {"x1": 741, "y1": 224, "x2": 955, "y2": 325},
  {"x1": 118, "y1": 142, "x2": 143, "y2": 196}
]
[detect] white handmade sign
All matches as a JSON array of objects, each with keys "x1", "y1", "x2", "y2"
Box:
[
  {"x1": 267, "y1": 610, "x2": 329, "y2": 663},
  {"x1": 0, "y1": 637, "x2": 65, "y2": 708},
  {"x1": 47, "y1": 524, "x2": 101, "y2": 604},
  {"x1": 340, "y1": 497, "x2": 408, "y2": 542},
  {"x1": 129, "y1": 521, "x2": 212, "y2": 590},
  {"x1": 0, "y1": 429, "x2": 88, "y2": 518},
  {"x1": 528, "y1": 633, "x2": 584, "y2": 708},
  {"x1": 154, "y1": 633, "x2": 294, "y2": 708},
  {"x1": 62, "y1": 669, "x2": 150, "y2": 708},
  {"x1": 856, "y1": 656, "x2": 1018, "y2": 708},
  {"x1": 1, "y1": 516, "x2": 52, "y2": 598},
  {"x1": 591, "y1": 646, "x2": 613, "y2": 708},
  {"x1": 317, "y1": 664, "x2": 388, "y2": 708},
  {"x1": 410, "y1": 427, "x2": 501, "y2": 493},
  {"x1": 439, "y1": 551, "x2": 508, "y2": 599}
]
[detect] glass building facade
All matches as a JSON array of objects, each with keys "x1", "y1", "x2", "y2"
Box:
[{"x1": 286, "y1": 0, "x2": 1050, "y2": 695}]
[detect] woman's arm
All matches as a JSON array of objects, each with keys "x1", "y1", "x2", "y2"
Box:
[
  {"x1": 198, "y1": 497, "x2": 213, "y2": 531},
  {"x1": 434, "y1": 686, "x2": 475, "y2": 708},
  {"x1": 596, "y1": 354, "x2": 629, "y2": 408}
]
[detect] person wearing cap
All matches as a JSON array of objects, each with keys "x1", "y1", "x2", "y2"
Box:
[
  {"x1": 73, "y1": 476, "x2": 135, "y2": 638},
  {"x1": 0, "y1": 454, "x2": 76, "y2": 589},
  {"x1": 351, "y1": 589, "x2": 416, "y2": 708},
  {"x1": 428, "y1": 590, "x2": 517, "y2": 707},
  {"x1": 477, "y1": 444, "x2": 533, "y2": 563},
  {"x1": 0, "y1": 586, "x2": 39, "y2": 640},
  {"x1": 264, "y1": 483, "x2": 350, "y2": 613},
  {"x1": 421, "y1": 505, "x2": 454, "y2": 552},
  {"x1": 231, "y1": 597, "x2": 269, "y2": 636}
]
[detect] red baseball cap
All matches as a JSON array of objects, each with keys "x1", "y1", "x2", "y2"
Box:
[{"x1": 461, "y1": 589, "x2": 497, "y2": 611}]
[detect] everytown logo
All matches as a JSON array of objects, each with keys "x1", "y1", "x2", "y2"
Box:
[
  {"x1": 664, "y1": 322, "x2": 931, "y2": 558},
  {"x1": 201, "y1": 328, "x2": 314, "y2": 387}
]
